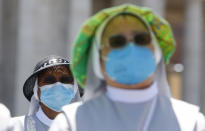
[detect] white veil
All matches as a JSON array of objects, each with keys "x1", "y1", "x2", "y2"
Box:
[{"x1": 83, "y1": 13, "x2": 171, "y2": 101}]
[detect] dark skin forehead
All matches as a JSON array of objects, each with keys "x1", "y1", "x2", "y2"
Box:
[{"x1": 38, "y1": 65, "x2": 74, "y2": 87}]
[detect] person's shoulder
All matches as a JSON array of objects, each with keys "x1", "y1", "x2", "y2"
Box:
[
  {"x1": 62, "y1": 95, "x2": 107, "y2": 122},
  {"x1": 170, "y1": 98, "x2": 205, "y2": 130},
  {"x1": 63, "y1": 95, "x2": 105, "y2": 112},
  {"x1": 10, "y1": 115, "x2": 25, "y2": 125},
  {"x1": 62, "y1": 101, "x2": 84, "y2": 119},
  {"x1": 10, "y1": 115, "x2": 25, "y2": 122},
  {"x1": 171, "y1": 98, "x2": 199, "y2": 111},
  {"x1": 0, "y1": 103, "x2": 10, "y2": 118},
  {"x1": 62, "y1": 101, "x2": 83, "y2": 112},
  {"x1": 59, "y1": 97, "x2": 106, "y2": 131},
  {"x1": 7, "y1": 115, "x2": 25, "y2": 131}
]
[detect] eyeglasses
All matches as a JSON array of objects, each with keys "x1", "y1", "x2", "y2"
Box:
[
  {"x1": 42, "y1": 75, "x2": 74, "y2": 84},
  {"x1": 108, "y1": 32, "x2": 151, "y2": 48}
]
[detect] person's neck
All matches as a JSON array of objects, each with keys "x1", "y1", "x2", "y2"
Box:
[
  {"x1": 106, "y1": 82, "x2": 158, "y2": 103},
  {"x1": 40, "y1": 103, "x2": 60, "y2": 120}
]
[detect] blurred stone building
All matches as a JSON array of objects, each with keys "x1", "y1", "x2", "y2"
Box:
[{"x1": 0, "y1": 0, "x2": 204, "y2": 116}]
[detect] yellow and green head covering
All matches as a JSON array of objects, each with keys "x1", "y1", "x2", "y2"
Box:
[{"x1": 71, "y1": 4, "x2": 176, "y2": 88}]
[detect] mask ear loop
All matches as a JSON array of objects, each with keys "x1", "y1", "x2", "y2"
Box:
[{"x1": 28, "y1": 78, "x2": 40, "y2": 115}]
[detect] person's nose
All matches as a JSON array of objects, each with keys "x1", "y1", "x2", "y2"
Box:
[
  {"x1": 127, "y1": 35, "x2": 134, "y2": 42},
  {"x1": 54, "y1": 76, "x2": 61, "y2": 82}
]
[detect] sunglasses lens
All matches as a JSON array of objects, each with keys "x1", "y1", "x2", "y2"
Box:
[
  {"x1": 60, "y1": 76, "x2": 74, "y2": 84},
  {"x1": 134, "y1": 32, "x2": 151, "y2": 46},
  {"x1": 109, "y1": 34, "x2": 126, "y2": 48}
]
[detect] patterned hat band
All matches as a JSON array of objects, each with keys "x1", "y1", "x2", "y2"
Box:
[{"x1": 35, "y1": 58, "x2": 70, "y2": 73}]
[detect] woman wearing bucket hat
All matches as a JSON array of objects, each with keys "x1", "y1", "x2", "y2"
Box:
[
  {"x1": 7, "y1": 55, "x2": 81, "y2": 131},
  {"x1": 50, "y1": 4, "x2": 205, "y2": 131}
]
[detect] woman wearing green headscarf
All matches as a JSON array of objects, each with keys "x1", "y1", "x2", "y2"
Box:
[{"x1": 50, "y1": 4, "x2": 205, "y2": 131}]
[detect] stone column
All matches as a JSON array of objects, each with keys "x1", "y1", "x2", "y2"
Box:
[
  {"x1": 142, "y1": 0, "x2": 166, "y2": 17},
  {"x1": 182, "y1": 0, "x2": 204, "y2": 109},
  {"x1": 0, "y1": 0, "x2": 19, "y2": 116},
  {"x1": 66, "y1": 0, "x2": 92, "y2": 57},
  {"x1": 112, "y1": 0, "x2": 142, "y2": 6},
  {"x1": 0, "y1": 0, "x2": 2, "y2": 100},
  {"x1": 92, "y1": 0, "x2": 112, "y2": 14},
  {"x1": 15, "y1": 0, "x2": 71, "y2": 115}
]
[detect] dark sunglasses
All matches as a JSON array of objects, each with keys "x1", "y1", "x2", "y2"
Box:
[
  {"x1": 43, "y1": 75, "x2": 74, "y2": 84},
  {"x1": 109, "y1": 32, "x2": 151, "y2": 48}
]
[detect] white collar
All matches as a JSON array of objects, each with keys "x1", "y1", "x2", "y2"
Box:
[
  {"x1": 35, "y1": 107, "x2": 53, "y2": 127},
  {"x1": 106, "y1": 82, "x2": 158, "y2": 103}
]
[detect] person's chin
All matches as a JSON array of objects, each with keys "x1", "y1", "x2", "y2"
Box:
[
  {"x1": 40, "y1": 102, "x2": 61, "y2": 113},
  {"x1": 106, "y1": 76, "x2": 153, "y2": 89}
]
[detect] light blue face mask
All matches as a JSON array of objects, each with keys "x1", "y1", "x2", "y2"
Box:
[
  {"x1": 105, "y1": 43, "x2": 156, "y2": 85},
  {"x1": 40, "y1": 82, "x2": 74, "y2": 112}
]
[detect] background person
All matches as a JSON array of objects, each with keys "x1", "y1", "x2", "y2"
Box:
[{"x1": 8, "y1": 55, "x2": 81, "y2": 131}]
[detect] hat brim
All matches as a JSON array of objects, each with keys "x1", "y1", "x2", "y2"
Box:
[
  {"x1": 23, "y1": 73, "x2": 38, "y2": 101},
  {"x1": 23, "y1": 63, "x2": 70, "y2": 101}
]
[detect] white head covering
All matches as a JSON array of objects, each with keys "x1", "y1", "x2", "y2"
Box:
[{"x1": 83, "y1": 13, "x2": 171, "y2": 101}]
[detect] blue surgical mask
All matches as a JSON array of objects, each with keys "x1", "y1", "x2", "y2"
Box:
[
  {"x1": 40, "y1": 82, "x2": 74, "y2": 112},
  {"x1": 105, "y1": 43, "x2": 156, "y2": 85}
]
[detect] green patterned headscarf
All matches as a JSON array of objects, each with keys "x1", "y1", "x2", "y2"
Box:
[{"x1": 71, "y1": 4, "x2": 176, "y2": 88}]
